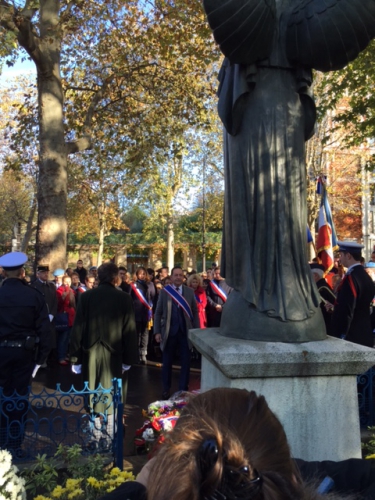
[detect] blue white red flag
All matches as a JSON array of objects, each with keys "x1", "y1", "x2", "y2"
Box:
[{"x1": 316, "y1": 187, "x2": 338, "y2": 275}]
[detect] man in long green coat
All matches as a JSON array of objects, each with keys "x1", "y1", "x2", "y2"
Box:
[{"x1": 70, "y1": 262, "x2": 138, "y2": 415}]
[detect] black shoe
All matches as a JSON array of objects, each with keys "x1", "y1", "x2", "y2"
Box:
[{"x1": 162, "y1": 391, "x2": 170, "y2": 400}]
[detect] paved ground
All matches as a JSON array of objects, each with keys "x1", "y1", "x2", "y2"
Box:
[{"x1": 31, "y1": 353, "x2": 201, "y2": 474}]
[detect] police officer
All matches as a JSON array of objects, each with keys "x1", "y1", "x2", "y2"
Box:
[
  {"x1": 31, "y1": 264, "x2": 58, "y2": 363},
  {"x1": 32, "y1": 264, "x2": 58, "y2": 320},
  {"x1": 332, "y1": 241, "x2": 375, "y2": 347},
  {"x1": 0, "y1": 252, "x2": 51, "y2": 452}
]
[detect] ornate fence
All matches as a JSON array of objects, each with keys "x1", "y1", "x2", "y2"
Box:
[
  {"x1": 358, "y1": 368, "x2": 375, "y2": 427},
  {"x1": 0, "y1": 379, "x2": 124, "y2": 467}
]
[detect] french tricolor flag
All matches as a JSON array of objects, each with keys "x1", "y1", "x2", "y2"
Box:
[{"x1": 316, "y1": 187, "x2": 338, "y2": 275}]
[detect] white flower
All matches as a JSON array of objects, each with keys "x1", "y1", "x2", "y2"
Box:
[
  {"x1": 162, "y1": 420, "x2": 173, "y2": 432},
  {"x1": 0, "y1": 450, "x2": 26, "y2": 500},
  {"x1": 142, "y1": 428, "x2": 155, "y2": 441}
]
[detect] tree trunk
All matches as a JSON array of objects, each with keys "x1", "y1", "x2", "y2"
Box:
[
  {"x1": 97, "y1": 217, "x2": 106, "y2": 267},
  {"x1": 34, "y1": 0, "x2": 67, "y2": 272},
  {"x1": 166, "y1": 215, "x2": 174, "y2": 270},
  {"x1": 21, "y1": 194, "x2": 37, "y2": 252}
]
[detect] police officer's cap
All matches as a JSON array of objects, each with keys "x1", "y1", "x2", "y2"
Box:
[
  {"x1": 53, "y1": 268, "x2": 65, "y2": 277},
  {"x1": 337, "y1": 241, "x2": 364, "y2": 253},
  {"x1": 37, "y1": 265, "x2": 49, "y2": 272},
  {"x1": 89, "y1": 266, "x2": 97, "y2": 271},
  {"x1": 0, "y1": 252, "x2": 28, "y2": 270}
]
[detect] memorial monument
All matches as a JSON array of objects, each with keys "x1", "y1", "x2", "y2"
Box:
[
  {"x1": 189, "y1": 0, "x2": 375, "y2": 461},
  {"x1": 203, "y1": 0, "x2": 375, "y2": 342}
]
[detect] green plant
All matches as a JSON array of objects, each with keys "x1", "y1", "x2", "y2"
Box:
[
  {"x1": 362, "y1": 426, "x2": 375, "y2": 459},
  {"x1": 21, "y1": 453, "x2": 58, "y2": 497},
  {"x1": 20, "y1": 445, "x2": 134, "y2": 500}
]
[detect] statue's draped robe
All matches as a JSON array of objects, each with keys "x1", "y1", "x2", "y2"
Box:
[
  {"x1": 204, "y1": 0, "x2": 375, "y2": 325},
  {"x1": 220, "y1": 58, "x2": 318, "y2": 321}
]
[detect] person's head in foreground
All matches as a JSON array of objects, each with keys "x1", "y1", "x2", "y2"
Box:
[{"x1": 142, "y1": 388, "x2": 337, "y2": 500}]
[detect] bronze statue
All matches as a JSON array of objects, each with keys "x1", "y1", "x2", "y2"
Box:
[{"x1": 203, "y1": 0, "x2": 375, "y2": 342}]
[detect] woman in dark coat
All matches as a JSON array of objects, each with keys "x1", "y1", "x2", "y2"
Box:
[{"x1": 130, "y1": 266, "x2": 154, "y2": 364}]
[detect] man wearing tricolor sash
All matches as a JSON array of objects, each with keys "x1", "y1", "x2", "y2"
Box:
[
  {"x1": 154, "y1": 266, "x2": 199, "y2": 399},
  {"x1": 206, "y1": 267, "x2": 233, "y2": 328}
]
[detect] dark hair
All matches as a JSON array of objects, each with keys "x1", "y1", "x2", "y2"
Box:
[
  {"x1": 98, "y1": 262, "x2": 119, "y2": 284},
  {"x1": 214, "y1": 266, "x2": 220, "y2": 272},
  {"x1": 147, "y1": 268, "x2": 155, "y2": 275},
  {"x1": 342, "y1": 251, "x2": 362, "y2": 262},
  {"x1": 171, "y1": 266, "x2": 183, "y2": 276},
  {"x1": 118, "y1": 266, "x2": 127, "y2": 272},
  {"x1": 147, "y1": 389, "x2": 330, "y2": 500}
]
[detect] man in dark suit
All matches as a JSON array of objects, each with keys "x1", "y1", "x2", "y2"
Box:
[
  {"x1": 206, "y1": 266, "x2": 233, "y2": 327},
  {"x1": 70, "y1": 262, "x2": 138, "y2": 413},
  {"x1": 154, "y1": 266, "x2": 199, "y2": 399},
  {"x1": 332, "y1": 241, "x2": 375, "y2": 347},
  {"x1": 310, "y1": 263, "x2": 336, "y2": 336}
]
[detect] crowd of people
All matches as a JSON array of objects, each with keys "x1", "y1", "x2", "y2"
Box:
[
  {"x1": 1, "y1": 244, "x2": 375, "y2": 498},
  {"x1": 0, "y1": 259, "x2": 233, "y2": 368}
]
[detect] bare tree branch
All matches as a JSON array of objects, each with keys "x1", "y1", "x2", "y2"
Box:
[{"x1": 66, "y1": 77, "x2": 112, "y2": 155}]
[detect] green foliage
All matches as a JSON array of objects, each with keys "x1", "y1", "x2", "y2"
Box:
[
  {"x1": 21, "y1": 444, "x2": 134, "y2": 500},
  {"x1": 362, "y1": 427, "x2": 375, "y2": 459},
  {"x1": 315, "y1": 40, "x2": 375, "y2": 150},
  {"x1": 22, "y1": 453, "x2": 59, "y2": 497}
]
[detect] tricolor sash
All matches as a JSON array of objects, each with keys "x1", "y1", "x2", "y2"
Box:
[
  {"x1": 164, "y1": 285, "x2": 194, "y2": 322},
  {"x1": 131, "y1": 283, "x2": 153, "y2": 328},
  {"x1": 209, "y1": 281, "x2": 227, "y2": 302},
  {"x1": 131, "y1": 283, "x2": 152, "y2": 310},
  {"x1": 195, "y1": 293, "x2": 202, "y2": 304}
]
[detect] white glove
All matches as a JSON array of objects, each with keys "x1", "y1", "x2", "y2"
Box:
[
  {"x1": 71, "y1": 364, "x2": 82, "y2": 374},
  {"x1": 49, "y1": 314, "x2": 54, "y2": 322},
  {"x1": 32, "y1": 365, "x2": 41, "y2": 378},
  {"x1": 122, "y1": 364, "x2": 131, "y2": 373}
]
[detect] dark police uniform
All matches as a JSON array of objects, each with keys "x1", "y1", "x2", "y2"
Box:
[
  {"x1": 315, "y1": 277, "x2": 336, "y2": 336},
  {"x1": 0, "y1": 253, "x2": 51, "y2": 452},
  {"x1": 31, "y1": 266, "x2": 58, "y2": 348},
  {"x1": 332, "y1": 264, "x2": 375, "y2": 347},
  {"x1": 31, "y1": 278, "x2": 58, "y2": 317}
]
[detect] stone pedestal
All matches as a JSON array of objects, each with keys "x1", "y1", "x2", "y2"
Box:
[{"x1": 189, "y1": 328, "x2": 375, "y2": 462}]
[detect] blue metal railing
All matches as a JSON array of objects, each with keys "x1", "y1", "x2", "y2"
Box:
[
  {"x1": 0, "y1": 379, "x2": 123, "y2": 467},
  {"x1": 358, "y1": 368, "x2": 375, "y2": 427}
]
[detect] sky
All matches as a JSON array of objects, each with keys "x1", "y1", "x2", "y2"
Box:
[{"x1": 0, "y1": 57, "x2": 35, "y2": 85}]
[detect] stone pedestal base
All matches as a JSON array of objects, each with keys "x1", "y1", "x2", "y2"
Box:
[{"x1": 189, "y1": 328, "x2": 375, "y2": 462}]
